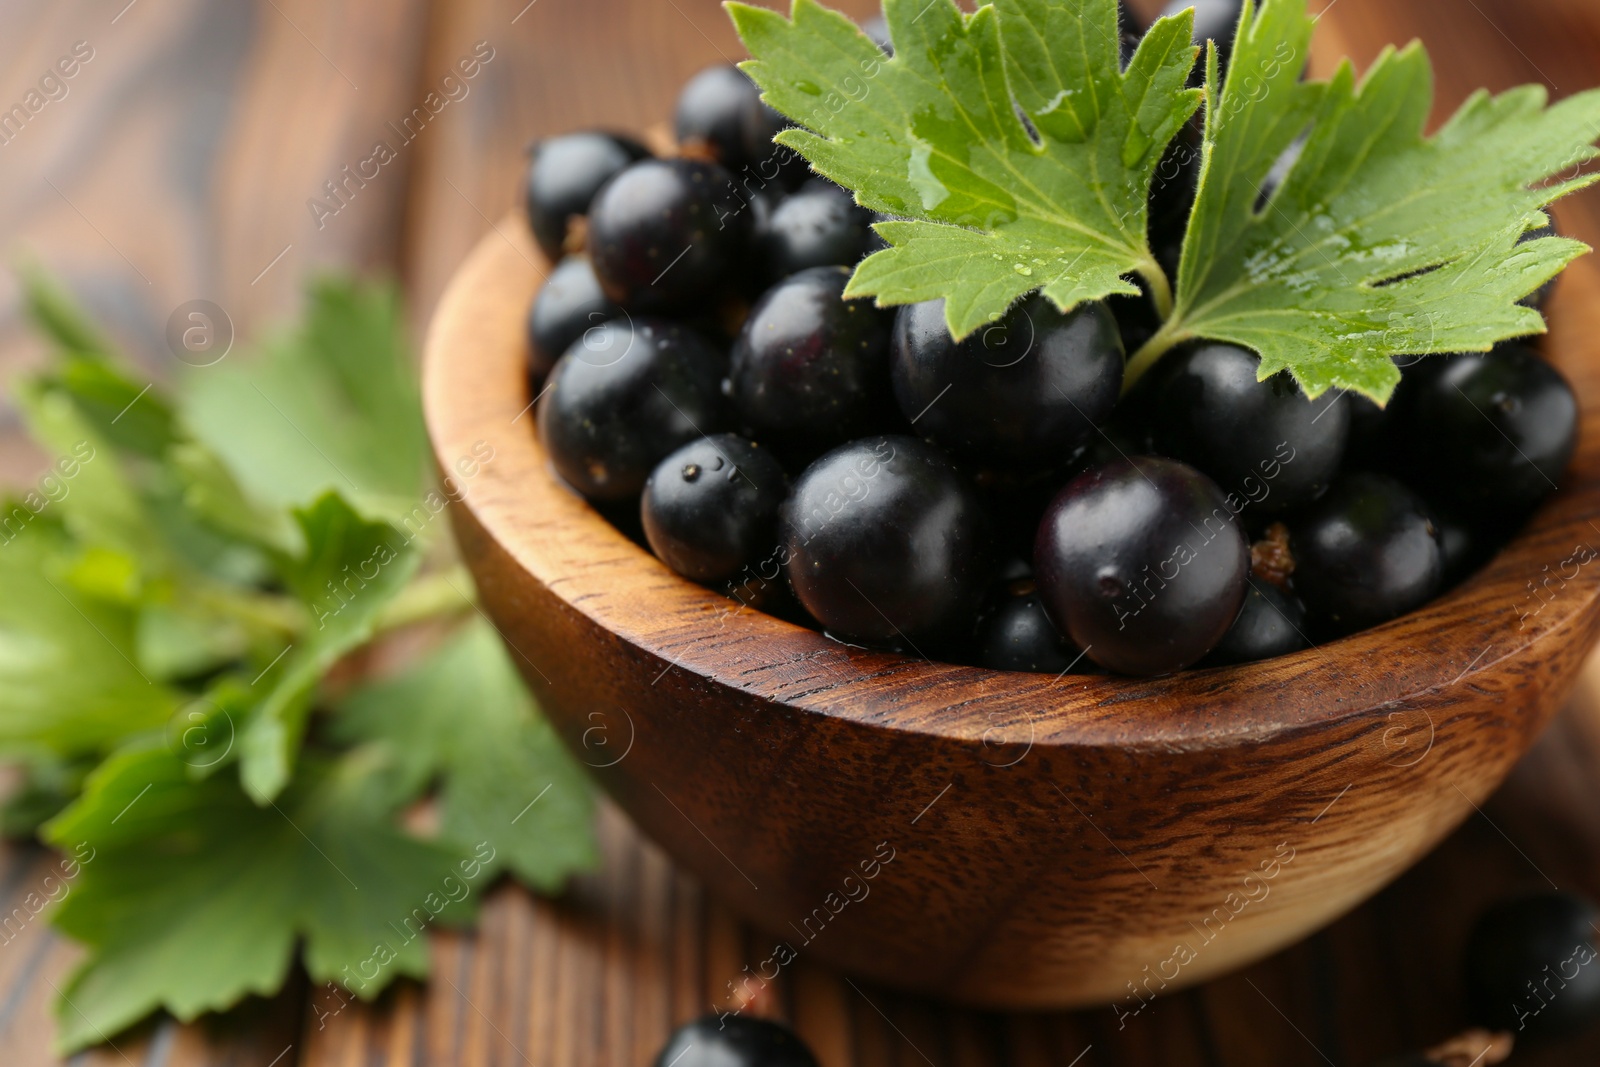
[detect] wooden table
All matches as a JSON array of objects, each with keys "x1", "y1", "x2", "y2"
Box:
[{"x1": 4, "y1": 0, "x2": 1600, "y2": 1063}]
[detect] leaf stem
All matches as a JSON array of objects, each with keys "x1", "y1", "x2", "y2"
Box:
[
  {"x1": 1137, "y1": 259, "x2": 1174, "y2": 321},
  {"x1": 191, "y1": 585, "x2": 305, "y2": 638},
  {"x1": 371, "y1": 565, "x2": 475, "y2": 635},
  {"x1": 1122, "y1": 317, "x2": 1190, "y2": 395}
]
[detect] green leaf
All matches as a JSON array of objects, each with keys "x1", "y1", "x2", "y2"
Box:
[
  {"x1": 19, "y1": 266, "x2": 115, "y2": 358},
  {"x1": 1161, "y1": 0, "x2": 1600, "y2": 402},
  {"x1": 731, "y1": 0, "x2": 1201, "y2": 338},
  {"x1": 0, "y1": 522, "x2": 179, "y2": 759},
  {"x1": 334, "y1": 619, "x2": 596, "y2": 892},
  {"x1": 44, "y1": 743, "x2": 485, "y2": 1053},
  {"x1": 180, "y1": 278, "x2": 430, "y2": 520},
  {"x1": 237, "y1": 493, "x2": 418, "y2": 804}
]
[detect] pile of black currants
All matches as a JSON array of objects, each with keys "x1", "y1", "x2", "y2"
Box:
[{"x1": 522, "y1": 3, "x2": 1578, "y2": 679}]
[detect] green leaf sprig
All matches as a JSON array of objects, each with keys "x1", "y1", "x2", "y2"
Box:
[
  {"x1": 730, "y1": 0, "x2": 1600, "y2": 404},
  {"x1": 0, "y1": 273, "x2": 596, "y2": 1052}
]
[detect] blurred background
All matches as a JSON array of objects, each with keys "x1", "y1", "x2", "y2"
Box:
[{"x1": 4, "y1": 0, "x2": 1600, "y2": 1065}]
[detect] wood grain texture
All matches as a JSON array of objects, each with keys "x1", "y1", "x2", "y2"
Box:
[{"x1": 7, "y1": 0, "x2": 1600, "y2": 1063}]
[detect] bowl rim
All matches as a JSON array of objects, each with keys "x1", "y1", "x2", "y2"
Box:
[{"x1": 423, "y1": 216, "x2": 1600, "y2": 755}]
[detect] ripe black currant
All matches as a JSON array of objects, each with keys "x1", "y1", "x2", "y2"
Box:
[
  {"x1": 1289, "y1": 473, "x2": 1442, "y2": 635},
  {"x1": 641, "y1": 434, "x2": 788, "y2": 584},
  {"x1": 975, "y1": 578, "x2": 1085, "y2": 674},
  {"x1": 780, "y1": 435, "x2": 991, "y2": 647},
  {"x1": 890, "y1": 295, "x2": 1124, "y2": 468},
  {"x1": 1148, "y1": 342, "x2": 1348, "y2": 511},
  {"x1": 1034, "y1": 457, "x2": 1250, "y2": 676},
  {"x1": 537, "y1": 318, "x2": 726, "y2": 501},
  {"x1": 1465, "y1": 892, "x2": 1600, "y2": 1037},
  {"x1": 727, "y1": 266, "x2": 896, "y2": 460},
  {"x1": 675, "y1": 65, "x2": 808, "y2": 192},
  {"x1": 654, "y1": 1015, "x2": 819, "y2": 1067},
  {"x1": 524, "y1": 131, "x2": 650, "y2": 261},
  {"x1": 753, "y1": 178, "x2": 878, "y2": 283},
  {"x1": 527, "y1": 255, "x2": 621, "y2": 387},
  {"x1": 588, "y1": 158, "x2": 751, "y2": 312}
]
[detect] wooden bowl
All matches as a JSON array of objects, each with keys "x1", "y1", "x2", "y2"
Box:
[{"x1": 423, "y1": 220, "x2": 1600, "y2": 1009}]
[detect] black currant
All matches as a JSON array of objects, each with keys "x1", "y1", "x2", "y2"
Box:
[
  {"x1": 537, "y1": 318, "x2": 726, "y2": 501},
  {"x1": 1289, "y1": 473, "x2": 1442, "y2": 635},
  {"x1": 753, "y1": 178, "x2": 877, "y2": 283},
  {"x1": 1205, "y1": 580, "x2": 1308, "y2": 666},
  {"x1": 527, "y1": 255, "x2": 621, "y2": 387},
  {"x1": 727, "y1": 266, "x2": 896, "y2": 460},
  {"x1": 780, "y1": 435, "x2": 991, "y2": 647},
  {"x1": 890, "y1": 295, "x2": 1124, "y2": 467},
  {"x1": 654, "y1": 1015, "x2": 819, "y2": 1067},
  {"x1": 588, "y1": 158, "x2": 752, "y2": 312},
  {"x1": 641, "y1": 434, "x2": 788, "y2": 585},
  {"x1": 1148, "y1": 136, "x2": 1200, "y2": 276},
  {"x1": 975, "y1": 578, "x2": 1084, "y2": 674},
  {"x1": 675, "y1": 65, "x2": 808, "y2": 192},
  {"x1": 524, "y1": 131, "x2": 650, "y2": 261},
  {"x1": 1034, "y1": 457, "x2": 1250, "y2": 676},
  {"x1": 1401, "y1": 345, "x2": 1577, "y2": 516},
  {"x1": 1148, "y1": 342, "x2": 1348, "y2": 511},
  {"x1": 1465, "y1": 892, "x2": 1600, "y2": 1037}
]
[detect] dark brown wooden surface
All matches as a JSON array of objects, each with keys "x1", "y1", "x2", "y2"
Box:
[{"x1": 5, "y1": 0, "x2": 1600, "y2": 1064}]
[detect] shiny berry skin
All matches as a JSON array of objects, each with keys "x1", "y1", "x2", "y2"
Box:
[
  {"x1": 1289, "y1": 473, "x2": 1442, "y2": 635},
  {"x1": 753, "y1": 179, "x2": 877, "y2": 283},
  {"x1": 588, "y1": 158, "x2": 751, "y2": 312},
  {"x1": 537, "y1": 318, "x2": 726, "y2": 502},
  {"x1": 527, "y1": 256, "x2": 621, "y2": 386},
  {"x1": 1402, "y1": 345, "x2": 1577, "y2": 516},
  {"x1": 780, "y1": 435, "x2": 991, "y2": 647},
  {"x1": 1148, "y1": 342, "x2": 1348, "y2": 511},
  {"x1": 975, "y1": 579, "x2": 1083, "y2": 674},
  {"x1": 641, "y1": 434, "x2": 788, "y2": 584},
  {"x1": 890, "y1": 295, "x2": 1124, "y2": 467},
  {"x1": 1205, "y1": 581, "x2": 1308, "y2": 666},
  {"x1": 1464, "y1": 892, "x2": 1600, "y2": 1037},
  {"x1": 524, "y1": 131, "x2": 650, "y2": 261},
  {"x1": 674, "y1": 65, "x2": 808, "y2": 190},
  {"x1": 654, "y1": 1015, "x2": 818, "y2": 1067},
  {"x1": 727, "y1": 266, "x2": 896, "y2": 459},
  {"x1": 1034, "y1": 457, "x2": 1250, "y2": 676}
]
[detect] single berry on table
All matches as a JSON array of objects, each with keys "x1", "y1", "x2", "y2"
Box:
[
  {"x1": 1400, "y1": 345, "x2": 1577, "y2": 517},
  {"x1": 1464, "y1": 892, "x2": 1600, "y2": 1037},
  {"x1": 674, "y1": 64, "x2": 808, "y2": 191},
  {"x1": 537, "y1": 318, "x2": 726, "y2": 501},
  {"x1": 641, "y1": 434, "x2": 788, "y2": 584},
  {"x1": 1148, "y1": 341, "x2": 1349, "y2": 511},
  {"x1": 588, "y1": 158, "x2": 751, "y2": 312},
  {"x1": 527, "y1": 255, "x2": 621, "y2": 387},
  {"x1": 524, "y1": 131, "x2": 650, "y2": 261},
  {"x1": 1034, "y1": 457, "x2": 1250, "y2": 676},
  {"x1": 975, "y1": 578, "x2": 1086, "y2": 675},
  {"x1": 1289, "y1": 472, "x2": 1442, "y2": 635},
  {"x1": 753, "y1": 178, "x2": 878, "y2": 283},
  {"x1": 780, "y1": 435, "x2": 991, "y2": 647},
  {"x1": 654, "y1": 1015, "x2": 819, "y2": 1067},
  {"x1": 727, "y1": 266, "x2": 896, "y2": 460},
  {"x1": 890, "y1": 295, "x2": 1125, "y2": 468}
]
